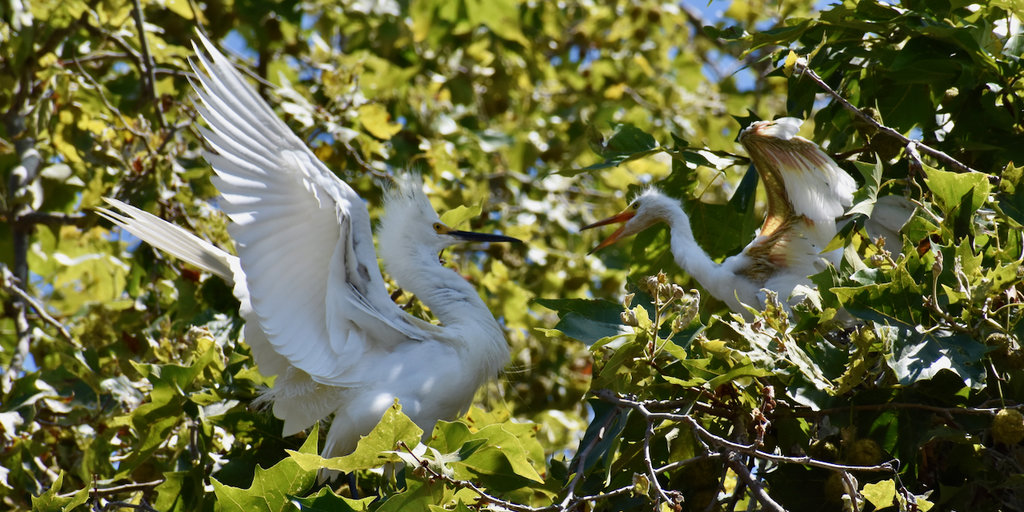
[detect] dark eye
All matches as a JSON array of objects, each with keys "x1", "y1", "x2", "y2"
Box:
[
  {"x1": 630, "y1": 202, "x2": 639, "y2": 210},
  {"x1": 432, "y1": 222, "x2": 444, "y2": 233}
]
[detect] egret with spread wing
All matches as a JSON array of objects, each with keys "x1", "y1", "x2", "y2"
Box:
[
  {"x1": 582, "y1": 118, "x2": 856, "y2": 315},
  {"x1": 98, "y1": 36, "x2": 518, "y2": 457}
]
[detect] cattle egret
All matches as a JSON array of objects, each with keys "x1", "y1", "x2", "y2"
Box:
[
  {"x1": 582, "y1": 118, "x2": 856, "y2": 315},
  {"x1": 98, "y1": 35, "x2": 519, "y2": 458}
]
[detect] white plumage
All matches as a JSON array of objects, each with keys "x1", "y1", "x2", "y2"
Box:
[
  {"x1": 583, "y1": 118, "x2": 856, "y2": 316},
  {"x1": 98, "y1": 36, "x2": 516, "y2": 457}
]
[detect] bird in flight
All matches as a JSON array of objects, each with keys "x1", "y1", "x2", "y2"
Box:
[
  {"x1": 582, "y1": 118, "x2": 856, "y2": 316},
  {"x1": 98, "y1": 35, "x2": 519, "y2": 458}
]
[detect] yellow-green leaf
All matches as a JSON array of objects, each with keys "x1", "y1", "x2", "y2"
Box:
[
  {"x1": 358, "y1": 104, "x2": 402, "y2": 140},
  {"x1": 862, "y1": 478, "x2": 897, "y2": 510}
]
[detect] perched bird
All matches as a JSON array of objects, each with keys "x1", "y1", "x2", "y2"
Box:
[
  {"x1": 582, "y1": 118, "x2": 856, "y2": 315},
  {"x1": 98, "y1": 36, "x2": 519, "y2": 458}
]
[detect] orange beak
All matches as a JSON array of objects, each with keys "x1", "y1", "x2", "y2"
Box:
[{"x1": 580, "y1": 209, "x2": 637, "y2": 254}]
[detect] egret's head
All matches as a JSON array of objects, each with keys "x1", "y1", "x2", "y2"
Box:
[
  {"x1": 581, "y1": 188, "x2": 676, "y2": 254},
  {"x1": 379, "y1": 175, "x2": 520, "y2": 258}
]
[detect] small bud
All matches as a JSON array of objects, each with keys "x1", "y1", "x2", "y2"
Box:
[
  {"x1": 643, "y1": 276, "x2": 659, "y2": 294},
  {"x1": 623, "y1": 292, "x2": 635, "y2": 309},
  {"x1": 620, "y1": 310, "x2": 638, "y2": 327}
]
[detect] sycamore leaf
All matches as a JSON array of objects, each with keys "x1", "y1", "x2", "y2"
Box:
[
  {"x1": 534, "y1": 298, "x2": 630, "y2": 344},
  {"x1": 293, "y1": 487, "x2": 375, "y2": 511},
  {"x1": 862, "y1": 479, "x2": 897, "y2": 509},
  {"x1": 358, "y1": 104, "x2": 402, "y2": 140},
  {"x1": 440, "y1": 203, "x2": 482, "y2": 229},
  {"x1": 31, "y1": 473, "x2": 90, "y2": 512},
  {"x1": 290, "y1": 401, "x2": 422, "y2": 473},
  {"x1": 212, "y1": 425, "x2": 319, "y2": 512}
]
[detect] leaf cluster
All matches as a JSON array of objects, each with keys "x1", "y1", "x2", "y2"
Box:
[{"x1": 2, "y1": 0, "x2": 1024, "y2": 511}]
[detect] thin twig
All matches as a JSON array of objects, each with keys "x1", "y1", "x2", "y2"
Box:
[
  {"x1": 102, "y1": 502, "x2": 159, "y2": 512},
  {"x1": 643, "y1": 420, "x2": 678, "y2": 507},
  {"x1": 840, "y1": 471, "x2": 861, "y2": 512},
  {"x1": 726, "y1": 453, "x2": 785, "y2": 512},
  {"x1": 96, "y1": 480, "x2": 165, "y2": 496},
  {"x1": 11, "y1": 212, "x2": 90, "y2": 228},
  {"x1": 559, "y1": 406, "x2": 621, "y2": 508},
  {"x1": 72, "y1": 57, "x2": 150, "y2": 142},
  {"x1": 1, "y1": 267, "x2": 80, "y2": 348},
  {"x1": 791, "y1": 401, "x2": 1008, "y2": 418},
  {"x1": 793, "y1": 59, "x2": 980, "y2": 174},
  {"x1": 130, "y1": 0, "x2": 165, "y2": 128},
  {"x1": 596, "y1": 390, "x2": 897, "y2": 474}
]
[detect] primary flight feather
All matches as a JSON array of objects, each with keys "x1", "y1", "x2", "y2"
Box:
[{"x1": 98, "y1": 35, "x2": 518, "y2": 457}]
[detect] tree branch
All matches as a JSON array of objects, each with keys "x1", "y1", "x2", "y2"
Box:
[
  {"x1": 596, "y1": 390, "x2": 897, "y2": 475},
  {"x1": 130, "y1": 0, "x2": 165, "y2": 129},
  {"x1": 1, "y1": 266, "x2": 80, "y2": 348},
  {"x1": 792, "y1": 59, "x2": 980, "y2": 174},
  {"x1": 726, "y1": 453, "x2": 785, "y2": 512}
]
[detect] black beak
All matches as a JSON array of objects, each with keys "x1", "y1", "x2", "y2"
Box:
[{"x1": 449, "y1": 230, "x2": 523, "y2": 244}]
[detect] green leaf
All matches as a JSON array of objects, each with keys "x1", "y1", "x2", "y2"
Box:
[
  {"x1": 533, "y1": 298, "x2": 630, "y2": 344},
  {"x1": 862, "y1": 478, "x2": 897, "y2": 509},
  {"x1": 854, "y1": 310, "x2": 992, "y2": 389},
  {"x1": 922, "y1": 165, "x2": 991, "y2": 217},
  {"x1": 440, "y1": 203, "x2": 483, "y2": 229},
  {"x1": 571, "y1": 124, "x2": 662, "y2": 174},
  {"x1": 213, "y1": 425, "x2": 319, "y2": 512},
  {"x1": 375, "y1": 478, "x2": 446, "y2": 512},
  {"x1": 705, "y1": 362, "x2": 773, "y2": 390},
  {"x1": 31, "y1": 473, "x2": 90, "y2": 512},
  {"x1": 465, "y1": 0, "x2": 528, "y2": 45},
  {"x1": 429, "y1": 420, "x2": 544, "y2": 489},
  {"x1": 291, "y1": 401, "x2": 422, "y2": 473},
  {"x1": 358, "y1": 104, "x2": 402, "y2": 140},
  {"x1": 293, "y1": 487, "x2": 375, "y2": 511}
]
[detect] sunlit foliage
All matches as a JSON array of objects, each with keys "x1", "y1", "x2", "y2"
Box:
[{"x1": 2, "y1": 0, "x2": 1023, "y2": 510}]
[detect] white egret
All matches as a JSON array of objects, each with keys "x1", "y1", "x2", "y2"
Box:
[
  {"x1": 97, "y1": 36, "x2": 519, "y2": 458},
  {"x1": 582, "y1": 118, "x2": 856, "y2": 315}
]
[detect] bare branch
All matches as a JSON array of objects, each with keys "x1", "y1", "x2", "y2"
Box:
[
  {"x1": 643, "y1": 420, "x2": 680, "y2": 507},
  {"x1": 726, "y1": 453, "x2": 785, "y2": 512},
  {"x1": 12, "y1": 211, "x2": 90, "y2": 228},
  {"x1": 792, "y1": 59, "x2": 980, "y2": 174},
  {"x1": 72, "y1": 57, "x2": 150, "y2": 143},
  {"x1": 130, "y1": 0, "x2": 166, "y2": 129},
  {"x1": 1, "y1": 266, "x2": 80, "y2": 348},
  {"x1": 596, "y1": 390, "x2": 897, "y2": 474},
  {"x1": 559, "y1": 405, "x2": 622, "y2": 508}
]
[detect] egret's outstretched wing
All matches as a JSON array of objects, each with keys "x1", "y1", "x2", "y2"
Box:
[
  {"x1": 740, "y1": 118, "x2": 856, "y2": 231},
  {"x1": 96, "y1": 197, "x2": 236, "y2": 282},
  {"x1": 190, "y1": 35, "x2": 426, "y2": 386}
]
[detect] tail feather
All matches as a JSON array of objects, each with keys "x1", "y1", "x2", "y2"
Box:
[{"x1": 97, "y1": 198, "x2": 237, "y2": 282}]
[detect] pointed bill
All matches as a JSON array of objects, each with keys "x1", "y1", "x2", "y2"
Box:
[
  {"x1": 581, "y1": 209, "x2": 637, "y2": 254},
  {"x1": 449, "y1": 230, "x2": 522, "y2": 244}
]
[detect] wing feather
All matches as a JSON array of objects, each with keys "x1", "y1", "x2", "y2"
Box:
[{"x1": 190, "y1": 34, "x2": 421, "y2": 386}]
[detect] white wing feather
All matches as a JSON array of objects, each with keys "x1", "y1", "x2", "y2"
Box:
[
  {"x1": 188, "y1": 35, "x2": 425, "y2": 387},
  {"x1": 743, "y1": 117, "x2": 856, "y2": 224}
]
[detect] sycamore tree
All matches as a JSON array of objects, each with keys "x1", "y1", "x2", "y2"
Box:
[{"x1": 2, "y1": 0, "x2": 1023, "y2": 510}]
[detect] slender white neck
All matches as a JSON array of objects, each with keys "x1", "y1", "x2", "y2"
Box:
[
  {"x1": 662, "y1": 204, "x2": 724, "y2": 284},
  {"x1": 386, "y1": 245, "x2": 507, "y2": 360},
  {"x1": 659, "y1": 201, "x2": 761, "y2": 313},
  {"x1": 404, "y1": 248, "x2": 494, "y2": 325}
]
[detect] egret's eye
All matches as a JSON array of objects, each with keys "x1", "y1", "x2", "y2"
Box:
[
  {"x1": 432, "y1": 222, "x2": 445, "y2": 233},
  {"x1": 630, "y1": 202, "x2": 639, "y2": 210}
]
